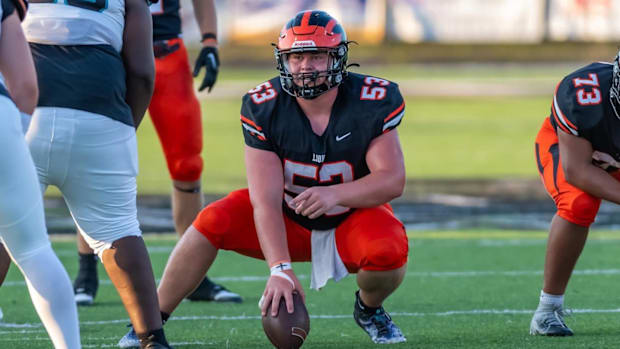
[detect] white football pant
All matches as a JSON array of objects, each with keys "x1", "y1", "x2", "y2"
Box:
[
  {"x1": 27, "y1": 107, "x2": 142, "y2": 257},
  {"x1": 0, "y1": 95, "x2": 81, "y2": 348}
]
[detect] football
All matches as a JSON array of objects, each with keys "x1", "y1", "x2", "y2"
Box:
[{"x1": 261, "y1": 292, "x2": 310, "y2": 348}]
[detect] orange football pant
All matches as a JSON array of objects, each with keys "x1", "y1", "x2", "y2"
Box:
[
  {"x1": 535, "y1": 117, "x2": 620, "y2": 227},
  {"x1": 192, "y1": 189, "x2": 409, "y2": 272},
  {"x1": 149, "y1": 38, "x2": 203, "y2": 181}
]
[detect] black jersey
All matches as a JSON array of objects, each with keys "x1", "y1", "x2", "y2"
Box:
[
  {"x1": 550, "y1": 62, "x2": 620, "y2": 171},
  {"x1": 150, "y1": 0, "x2": 181, "y2": 41},
  {"x1": 0, "y1": 0, "x2": 16, "y2": 99},
  {"x1": 240, "y1": 73, "x2": 405, "y2": 230},
  {"x1": 1, "y1": 0, "x2": 15, "y2": 21},
  {"x1": 30, "y1": 44, "x2": 133, "y2": 126}
]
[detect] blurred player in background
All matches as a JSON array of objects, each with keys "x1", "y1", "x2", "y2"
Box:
[
  {"x1": 120, "y1": 10, "x2": 408, "y2": 346},
  {"x1": 531, "y1": 51, "x2": 620, "y2": 336},
  {"x1": 22, "y1": 0, "x2": 172, "y2": 346},
  {"x1": 0, "y1": 0, "x2": 80, "y2": 347},
  {"x1": 72, "y1": 0, "x2": 241, "y2": 306}
]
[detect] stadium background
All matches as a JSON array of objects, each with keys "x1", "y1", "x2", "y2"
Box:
[{"x1": 41, "y1": 0, "x2": 620, "y2": 232}]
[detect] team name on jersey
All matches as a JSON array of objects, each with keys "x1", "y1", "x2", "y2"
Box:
[{"x1": 312, "y1": 153, "x2": 325, "y2": 164}]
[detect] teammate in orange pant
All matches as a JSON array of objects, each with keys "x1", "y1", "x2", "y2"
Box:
[
  {"x1": 531, "y1": 52, "x2": 620, "y2": 336},
  {"x1": 120, "y1": 10, "x2": 409, "y2": 346}
]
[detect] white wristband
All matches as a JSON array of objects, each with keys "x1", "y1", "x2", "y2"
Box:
[
  {"x1": 258, "y1": 266, "x2": 295, "y2": 309},
  {"x1": 270, "y1": 270, "x2": 295, "y2": 288},
  {"x1": 270, "y1": 262, "x2": 292, "y2": 274}
]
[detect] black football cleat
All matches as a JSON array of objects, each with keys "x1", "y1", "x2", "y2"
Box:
[
  {"x1": 73, "y1": 255, "x2": 99, "y2": 306},
  {"x1": 120, "y1": 327, "x2": 173, "y2": 349},
  {"x1": 353, "y1": 290, "x2": 406, "y2": 344},
  {"x1": 139, "y1": 334, "x2": 172, "y2": 349},
  {"x1": 142, "y1": 343, "x2": 171, "y2": 349},
  {"x1": 186, "y1": 277, "x2": 242, "y2": 303}
]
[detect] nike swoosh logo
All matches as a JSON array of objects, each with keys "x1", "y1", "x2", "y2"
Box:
[{"x1": 336, "y1": 132, "x2": 351, "y2": 141}]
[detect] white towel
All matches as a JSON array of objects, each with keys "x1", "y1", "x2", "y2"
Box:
[{"x1": 310, "y1": 228, "x2": 349, "y2": 290}]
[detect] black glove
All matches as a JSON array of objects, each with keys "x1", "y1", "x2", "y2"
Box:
[{"x1": 193, "y1": 46, "x2": 219, "y2": 92}]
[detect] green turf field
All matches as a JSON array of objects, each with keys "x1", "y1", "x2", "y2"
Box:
[
  {"x1": 2, "y1": 231, "x2": 620, "y2": 348},
  {"x1": 131, "y1": 63, "x2": 569, "y2": 195}
]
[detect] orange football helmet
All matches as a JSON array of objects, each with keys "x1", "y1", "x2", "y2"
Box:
[{"x1": 275, "y1": 10, "x2": 350, "y2": 99}]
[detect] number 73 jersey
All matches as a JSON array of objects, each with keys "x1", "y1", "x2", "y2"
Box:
[
  {"x1": 240, "y1": 72, "x2": 406, "y2": 230},
  {"x1": 550, "y1": 62, "x2": 620, "y2": 171}
]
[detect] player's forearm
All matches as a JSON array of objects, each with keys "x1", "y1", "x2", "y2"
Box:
[
  {"x1": 191, "y1": 0, "x2": 217, "y2": 42},
  {"x1": 0, "y1": 14, "x2": 38, "y2": 114},
  {"x1": 125, "y1": 74, "x2": 153, "y2": 128},
  {"x1": 253, "y1": 205, "x2": 291, "y2": 267},
  {"x1": 565, "y1": 164, "x2": 620, "y2": 205},
  {"x1": 122, "y1": 0, "x2": 154, "y2": 128},
  {"x1": 5, "y1": 78, "x2": 37, "y2": 115},
  {"x1": 333, "y1": 169, "x2": 405, "y2": 208}
]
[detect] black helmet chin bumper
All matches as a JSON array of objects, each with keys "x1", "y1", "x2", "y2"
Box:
[{"x1": 279, "y1": 72, "x2": 340, "y2": 99}]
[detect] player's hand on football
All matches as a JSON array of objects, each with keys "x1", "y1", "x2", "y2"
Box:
[
  {"x1": 261, "y1": 269, "x2": 305, "y2": 317},
  {"x1": 193, "y1": 45, "x2": 219, "y2": 92},
  {"x1": 291, "y1": 186, "x2": 339, "y2": 219}
]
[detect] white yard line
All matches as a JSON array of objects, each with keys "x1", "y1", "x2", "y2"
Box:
[
  {"x1": 0, "y1": 335, "x2": 208, "y2": 348},
  {"x1": 83, "y1": 340, "x2": 210, "y2": 348},
  {"x1": 53, "y1": 246, "x2": 174, "y2": 257},
  {"x1": 405, "y1": 268, "x2": 620, "y2": 277},
  {"x1": 3, "y1": 268, "x2": 620, "y2": 287},
  {"x1": 0, "y1": 329, "x2": 46, "y2": 334},
  {"x1": 83, "y1": 342, "x2": 210, "y2": 348},
  {"x1": 3, "y1": 308, "x2": 620, "y2": 332}
]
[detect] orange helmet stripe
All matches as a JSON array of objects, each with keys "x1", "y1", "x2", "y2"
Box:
[
  {"x1": 325, "y1": 19, "x2": 337, "y2": 34},
  {"x1": 300, "y1": 11, "x2": 312, "y2": 28}
]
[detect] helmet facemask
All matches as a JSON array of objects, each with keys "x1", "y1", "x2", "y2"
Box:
[
  {"x1": 275, "y1": 43, "x2": 349, "y2": 99},
  {"x1": 611, "y1": 50, "x2": 620, "y2": 120}
]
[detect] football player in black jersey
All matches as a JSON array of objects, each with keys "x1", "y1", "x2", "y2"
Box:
[
  {"x1": 120, "y1": 10, "x2": 408, "y2": 345},
  {"x1": 74, "y1": 0, "x2": 241, "y2": 308},
  {"x1": 531, "y1": 53, "x2": 620, "y2": 336},
  {"x1": 24, "y1": 0, "x2": 174, "y2": 346}
]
